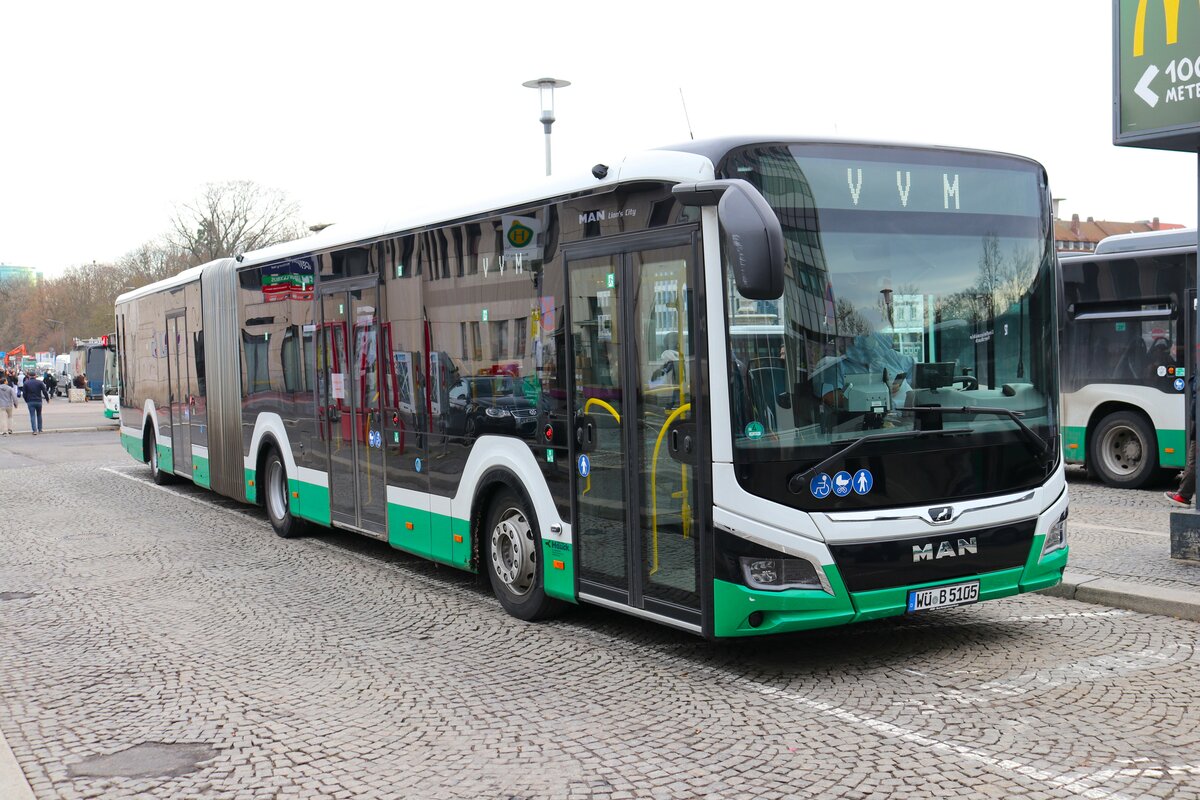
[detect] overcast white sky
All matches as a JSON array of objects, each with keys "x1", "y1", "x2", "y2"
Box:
[{"x1": 1, "y1": 0, "x2": 1195, "y2": 277}]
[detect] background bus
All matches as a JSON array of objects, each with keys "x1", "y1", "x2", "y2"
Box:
[
  {"x1": 1058, "y1": 228, "x2": 1196, "y2": 487},
  {"x1": 115, "y1": 137, "x2": 1067, "y2": 638},
  {"x1": 70, "y1": 338, "x2": 110, "y2": 400}
]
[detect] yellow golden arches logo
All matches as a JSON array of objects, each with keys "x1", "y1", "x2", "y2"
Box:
[{"x1": 1133, "y1": 0, "x2": 1184, "y2": 57}]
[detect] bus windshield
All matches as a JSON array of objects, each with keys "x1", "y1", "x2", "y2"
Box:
[{"x1": 721, "y1": 143, "x2": 1057, "y2": 467}]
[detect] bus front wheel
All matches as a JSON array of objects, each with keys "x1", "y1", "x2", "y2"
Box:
[
  {"x1": 1091, "y1": 411, "x2": 1157, "y2": 489},
  {"x1": 483, "y1": 488, "x2": 564, "y2": 621}
]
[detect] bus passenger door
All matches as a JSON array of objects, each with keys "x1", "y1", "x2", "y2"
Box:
[
  {"x1": 319, "y1": 283, "x2": 387, "y2": 536},
  {"x1": 567, "y1": 227, "x2": 704, "y2": 630},
  {"x1": 166, "y1": 310, "x2": 192, "y2": 478}
]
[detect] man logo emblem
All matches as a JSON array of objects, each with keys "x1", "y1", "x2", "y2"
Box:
[{"x1": 929, "y1": 506, "x2": 954, "y2": 523}]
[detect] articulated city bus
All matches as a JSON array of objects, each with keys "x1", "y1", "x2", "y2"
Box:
[
  {"x1": 115, "y1": 137, "x2": 1068, "y2": 637},
  {"x1": 1058, "y1": 228, "x2": 1196, "y2": 487}
]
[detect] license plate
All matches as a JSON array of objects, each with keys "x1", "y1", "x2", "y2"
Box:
[{"x1": 906, "y1": 581, "x2": 980, "y2": 612}]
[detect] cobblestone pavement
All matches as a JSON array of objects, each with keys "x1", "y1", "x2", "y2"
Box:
[
  {"x1": 1065, "y1": 466, "x2": 1200, "y2": 591},
  {"x1": 2, "y1": 444, "x2": 1200, "y2": 799}
]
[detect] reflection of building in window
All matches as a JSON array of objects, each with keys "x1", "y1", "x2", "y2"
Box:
[
  {"x1": 242, "y1": 330, "x2": 270, "y2": 395},
  {"x1": 515, "y1": 317, "x2": 528, "y2": 358},
  {"x1": 890, "y1": 294, "x2": 926, "y2": 361},
  {"x1": 491, "y1": 320, "x2": 509, "y2": 360},
  {"x1": 470, "y1": 322, "x2": 482, "y2": 361}
]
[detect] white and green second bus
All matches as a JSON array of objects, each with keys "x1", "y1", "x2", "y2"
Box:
[
  {"x1": 1059, "y1": 228, "x2": 1196, "y2": 487},
  {"x1": 115, "y1": 137, "x2": 1068, "y2": 637}
]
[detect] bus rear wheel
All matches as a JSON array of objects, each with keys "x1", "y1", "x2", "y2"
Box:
[
  {"x1": 483, "y1": 488, "x2": 564, "y2": 621},
  {"x1": 264, "y1": 448, "x2": 308, "y2": 538},
  {"x1": 147, "y1": 430, "x2": 172, "y2": 485},
  {"x1": 1091, "y1": 411, "x2": 1157, "y2": 489}
]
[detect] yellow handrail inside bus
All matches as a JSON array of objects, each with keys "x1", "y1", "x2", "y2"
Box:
[
  {"x1": 649, "y1": 402, "x2": 692, "y2": 576},
  {"x1": 582, "y1": 397, "x2": 621, "y2": 496}
]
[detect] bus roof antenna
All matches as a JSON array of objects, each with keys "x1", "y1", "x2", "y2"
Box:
[{"x1": 679, "y1": 88, "x2": 694, "y2": 140}]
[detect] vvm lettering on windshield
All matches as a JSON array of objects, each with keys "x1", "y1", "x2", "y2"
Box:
[{"x1": 846, "y1": 168, "x2": 961, "y2": 209}]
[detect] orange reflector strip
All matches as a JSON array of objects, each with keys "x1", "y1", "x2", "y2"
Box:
[
  {"x1": 453, "y1": 534, "x2": 463, "y2": 543},
  {"x1": 1067, "y1": 444, "x2": 1078, "y2": 450},
  {"x1": 1166, "y1": 447, "x2": 1176, "y2": 454},
  {"x1": 405, "y1": 522, "x2": 414, "y2": 530},
  {"x1": 249, "y1": 480, "x2": 255, "y2": 486},
  {"x1": 553, "y1": 560, "x2": 565, "y2": 570},
  {"x1": 292, "y1": 491, "x2": 299, "y2": 498}
]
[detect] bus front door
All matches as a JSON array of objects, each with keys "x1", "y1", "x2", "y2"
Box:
[
  {"x1": 567, "y1": 228, "x2": 704, "y2": 630},
  {"x1": 319, "y1": 284, "x2": 387, "y2": 536},
  {"x1": 166, "y1": 311, "x2": 191, "y2": 478}
]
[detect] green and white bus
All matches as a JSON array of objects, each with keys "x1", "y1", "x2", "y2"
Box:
[
  {"x1": 1058, "y1": 228, "x2": 1196, "y2": 487},
  {"x1": 115, "y1": 137, "x2": 1068, "y2": 637}
]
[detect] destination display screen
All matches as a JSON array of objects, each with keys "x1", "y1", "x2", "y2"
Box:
[{"x1": 744, "y1": 147, "x2": 1043, "y2": 218}]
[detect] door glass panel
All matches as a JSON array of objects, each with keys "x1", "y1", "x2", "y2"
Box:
[
  {"x1": 635, "y1": 246, "x2": 699, "y2": 607},
  {"x1": 171, "y1": 315, "x2": 191, "y2": 476},
  {"x1": 322, "y1": 294, "x2": 354, "y2": 523},
  {"x1": 351, "y1": 287, "x2": 386, "y2": 529},
  {"x1": 572, "y1": 256, "x2": 628, "y2": 592}
]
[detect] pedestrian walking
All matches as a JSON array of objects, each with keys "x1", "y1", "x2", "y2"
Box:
[
  {"x1": 0, "y1": 378, "x2": 16, "y2": 435},
  {"x1": 18, "y1": 370, "x2": 49, "y2": 435}
]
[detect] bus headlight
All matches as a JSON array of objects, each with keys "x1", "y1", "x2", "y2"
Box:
[
  {"x1": 1041, "y1": 509, "x2": 1067, "y2": 557},
  {"x1": 739, "y1": 556, "x2": 823, "y2": 592},
  {"x1": 485, "y1": 407, "x2": 510, "y2": 418}
]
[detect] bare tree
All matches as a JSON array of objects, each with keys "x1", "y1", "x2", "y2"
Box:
[{"x1": 169, "y1": 180, "x2": 304, "y2": 266}]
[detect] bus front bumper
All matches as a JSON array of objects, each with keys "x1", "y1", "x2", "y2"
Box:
[{"x1": 712, "y1": 540, "x2": 1069, "y2": 637}]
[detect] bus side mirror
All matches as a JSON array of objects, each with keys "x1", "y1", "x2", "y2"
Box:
[{"x1": 672, "y1": 179, "x2": 785, "y2": 300}]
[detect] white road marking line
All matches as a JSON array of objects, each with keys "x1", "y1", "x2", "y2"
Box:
[{"x1": 1071, "y1": 521, "x2": 1170, "y2": 538}]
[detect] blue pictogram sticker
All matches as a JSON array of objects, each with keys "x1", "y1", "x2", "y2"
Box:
[
  {"x1": 415, "y1": 457, "x2": 423, "y2": 473},
  {"x1": 578, "y1": 454, "x2": 591, "y2": 478},
  {"x1": 852, "y1": 469, "x2": 873, "y2": 495},
  {"x1": 810, "y1": 472, "x2": 832, "y2": 499},
  {"x1": 1175, "y1": 377, "x2": 1186, "y2": 392},
  {"x1": 833, "y1": 471, "x2": 853, "y2": 497}
]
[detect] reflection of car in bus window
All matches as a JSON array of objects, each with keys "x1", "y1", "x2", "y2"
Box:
[{"x1": 447, "y1": 376, "x2": 538, "y2": 439}]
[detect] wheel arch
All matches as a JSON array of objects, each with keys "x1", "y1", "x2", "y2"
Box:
[{"x1": 469, "y1": 466, "x2": 542, "y2": 572}]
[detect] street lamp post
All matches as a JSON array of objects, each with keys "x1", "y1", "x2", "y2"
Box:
[{"x1": 522, "y1": 77, "x2": 570, "y2": 176}]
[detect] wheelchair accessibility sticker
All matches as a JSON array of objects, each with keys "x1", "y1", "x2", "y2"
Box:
[{"x1": 810, "y1": 473, "x2": 832, "y2": 499}]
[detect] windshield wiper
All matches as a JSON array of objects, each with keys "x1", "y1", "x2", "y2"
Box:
[
  {"x1": 789, "y1": 428, "x2": 973, "y2": 494},
  {"x1": 894, "y1": 405, "x2": 1053, "y2": 464}
]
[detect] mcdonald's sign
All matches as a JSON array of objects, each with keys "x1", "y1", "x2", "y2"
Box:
[{"x1": 1114, "y1": 0, "x2": 1200, "y2": 151}]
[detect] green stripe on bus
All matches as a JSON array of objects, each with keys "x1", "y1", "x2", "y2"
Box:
[
  {"x1": 192, "y1": 454, "x2": 211, "y2": 489},
  {"x1": 1159, "y1": 428, "x2": 1186, "y2": 469},
  {"x1": 157, "y1": 443, "x2": 173, "y2": 475},
  {"x1": 1062, "y1": 425, "x2": 1086, "y2": 464},
  {"x1": 121, "y1": 431, "x2": 143, "y2": 462},
  {"x1": 387, "y1": 502, "x2": 473, "y2": 570},
  {"x1": 712, "y1": 566, "x2": 855, "y2": 637},
  {"x1": 289, "y1": 478, "x2": 330, "y2": 527},
  {"x1": 541, "y1": 539, "x2": 576, "y2": 603}
]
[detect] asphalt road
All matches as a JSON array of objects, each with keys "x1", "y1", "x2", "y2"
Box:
[{"x1": 1, "y1": 431, "x2": 1198, "y2": 799}]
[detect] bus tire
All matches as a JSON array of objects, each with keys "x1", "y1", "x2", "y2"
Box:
[
  {"x1": 1091, "y1": 411, "x2": 1157, "y2": 489},
  {"x1": 263, "y1": 448, "x2": 308, "y2": 538},
  {"x1": 483, "y1": 488, "x2": 564, "y2": 621},
  {"x1": 147, "y1": 430, "x2": 173, "y2": 485}
]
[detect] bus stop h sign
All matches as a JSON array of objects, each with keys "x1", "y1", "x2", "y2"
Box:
[{"x1": 1115, "y1": 0, "x2": 1200, "y2": 151}]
